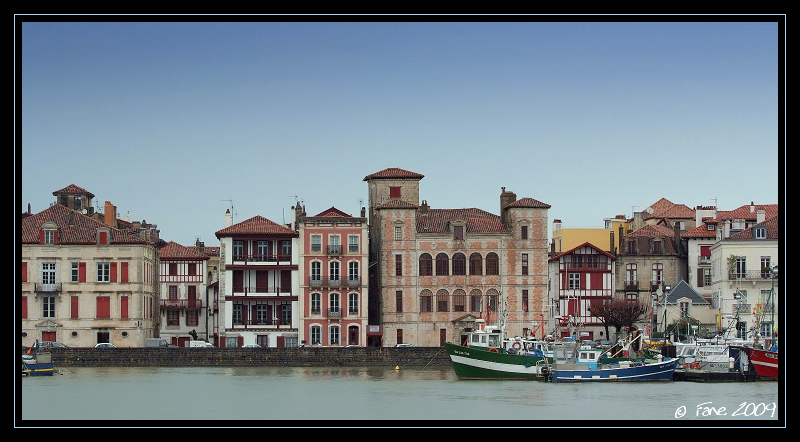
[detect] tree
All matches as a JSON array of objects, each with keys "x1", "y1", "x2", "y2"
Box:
[{"x1": 590, "y1": 299, "x2": 649, "y2": 340}]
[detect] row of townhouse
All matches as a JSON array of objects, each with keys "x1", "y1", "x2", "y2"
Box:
[
  {"x1": 20, "y1": 180, "x2": 779, "y2": 349},
  {"x1": 548, "y1": 197, "x2": 780, "y2": 344}
]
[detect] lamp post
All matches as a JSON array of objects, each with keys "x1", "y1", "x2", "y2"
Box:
[
  {"x1": 768, "y1": 265, "x2": 778, "y2": 349},
  {"x1": 661, "y1": 283, "x2": 671, "y2": 345}
]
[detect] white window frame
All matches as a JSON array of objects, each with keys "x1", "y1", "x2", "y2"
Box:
[
  {"x1": 349, "y1": 235, "x2": 359, "y2": 253},
  {"x1": 71, "y1": 261, "x2": 80, "y2": 282},
  {"x1": 44, "y1": 230, "x2": 55, "y2": 245},
  {"x1": 394, "y1": 226, "x2": 402, "y2": 241},
  {"x1": 568, "y1": 273, "x2": 580, "y2": 290},
  {"x1": 311, "y1": 293, "x2": 321, "y2": 314},
  {"x1": 42, "y1": 296, "x2": 56, "y2": 318},
  {"x1": 310, "y1": 325, "x2": 321, "y2": 345},
  {"x1": 329, "y1": 261, "x2": 340, "y2": 282},
  {"x1": 348, "y1": 292, "x2": 359, "y2": 314},
  {"x1": 41, "y1": 262, "x2": 56, "y2": 285},
  {"x1": 97, "y1": 262, "x2": 110, "y2": 282},
  {"x1": 329, "y1": 325, "x2": 340, "y2": 346},
  {"x1": 311, "y1": 235, "x2": 322, "y2": 252}
]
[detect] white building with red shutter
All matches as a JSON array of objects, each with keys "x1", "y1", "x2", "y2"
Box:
[
  {"x1": 158, "y1": 241, "x2": 210, "y2": 347},
  {"x1": 215, "y1": 210, "x2": 300, "y2": 347},
  {"x1": 21, "y1": 185, "x2": 161, "y2": 348},
  {"x1": 297, "y1": 205, "x2": 369, "y2": 347},
  {"x1": 547, "y1": 242, "x2": 616, "y2": 341}
]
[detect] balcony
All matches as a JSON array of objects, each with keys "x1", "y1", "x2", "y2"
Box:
[
  {"x1": 34, "y1": 283, "x2": 62, "y2": 293},
  {"x1": 564, "y1": 262, "x2": 610, "y2": 271},
  {"x1": 160, "y1": 299, "x2": 204, "y2": 309},
  {"x1": 347, "y1": 277, "x2": 361, "y2": 287},
  {"x1": 232, "y1": 254, "x2": 292, "y2": 264},
  {"x1": 729, "y1": 271, "x2": 778, "y2": 281},
  {"x1": 232, "y1": 285, "x2": 291, "y2": 296},
  {"x1": 328, "y1": 308, "x2": 341, "y2": 318},
  {"x1": 308, "y1": 277, "x2": 343, "y2": 288},
  {"x1": 624, "y1": 280, "x2": 639, "y2": 290},
  {"x1": 732, "y1": 304, "x2": 752, "y2": 314},
  {"x1": 327, "y1": 245, "x2": 342, "y2": 255}
]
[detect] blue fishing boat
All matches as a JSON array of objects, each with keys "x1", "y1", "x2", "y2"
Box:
[
  {"x1": 22, "y1": 349, "x2": 55, "y2": 376},
  {"x1": 542, "y1": 344, "x2": 679, "y2": 382}
]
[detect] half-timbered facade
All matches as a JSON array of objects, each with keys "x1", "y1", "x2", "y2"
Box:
[
  {"x1": 215, "y1": 211, "x2": 300, "y2": 347},
  {"x1": 548, "y1": 242, "x2": 616, "y2": 341},
  {"x1": 158, "y1": 241, "x2": 210, "y2": 346}
]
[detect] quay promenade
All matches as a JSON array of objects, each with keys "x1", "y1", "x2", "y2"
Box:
[{"x1": 25, "y1": 347, "x2": 452, "y2": 368}]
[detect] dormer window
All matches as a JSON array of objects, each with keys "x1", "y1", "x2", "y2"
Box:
[
  {"x1": 40, "y1": 222, "x2": 58, "y2": 245},
  {"x1": 454, "y1": 225, "x2": 464, "y2": 240},
  {"x1": 707, "y1": 224, "x2": 715, "y2": 231},
  {"x1": 44, "y1": 229, "x2": 55, "y2": 245},
  {"x1": 653, "y1": 240, "x2": 662, "y2": 255},
  {"x1": 754, "y1": 226, "x2": 767, "y2": 239}
]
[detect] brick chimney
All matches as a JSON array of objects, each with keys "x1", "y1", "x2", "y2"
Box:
[
  {"x1": 500, "y1": 187, "x2": 516, "y2": 226},
  {"x1": 104, "y1": 201, "x2": 116, "y2": 228},
  {"x1": 420, "y1": 200, "x2": 429, "y2": 217}
]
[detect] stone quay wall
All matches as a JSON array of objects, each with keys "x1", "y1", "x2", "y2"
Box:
[{"x1": 35, "y1": 347, "x2": 451, "y2": 368}]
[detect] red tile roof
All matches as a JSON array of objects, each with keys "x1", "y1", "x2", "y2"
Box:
[
  {"x1": 378, "y1": 200, "x2": 418, "y2": 209},
  {"x1": 363, "y1": 168, "x2": 424, "y2": 181},
  {"x1": 160, "y1": 241, "x2": 210, "y2": 260},
  {"x1": 417, "y1": 208, "x2": 509, "y2": 234},
  {"x1": 21, "y1": 204, "x2": 148, "y2": 245},
  {"x1": 625, "y1": 224, "x2": 677, "y2": 238},
  {"x1": 313, "y1": 207, "x2": 353, "y2": 218},
  {"x1": 506, "y1": 197, "x2": 551, "y2": 209},
  {"x1": 728, "y1": 215, "x2": 780, "y2": 240},
  {"x1": 52, "y1": 184, "x2": 95, "y2": 198},
  {"x1": 681, "y1": 224, "x2": 717, "y2": 238},
  {"x1": 713, "y1": 204, "x2": 779, "y2": 221},
  {"x1": 549, "y1": 242, "x2": 616, "y2": 262},
  {"x1": 215, "y1": 215, "x2": 298, "y2": 238}
]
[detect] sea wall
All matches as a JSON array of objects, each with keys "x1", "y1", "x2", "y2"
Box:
[{"x1": 34, "y1": 347, "x2": 451, "y2": 368}]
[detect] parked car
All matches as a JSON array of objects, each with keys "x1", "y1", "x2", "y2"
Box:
[
  {"x1": 242, "y1": 344, "x2": 261, "y2": 348},
  {"x1": 145, "y1": 338, "x2": 169, "y2": 348},
  {"x1": 94, "y1": 343, "x2": 117, "y2": 349},
  {"x1": 344, "y1": 344, "x2": 362, "y2": 348},
  {"x1": 34, "y1": 341, "x2": 69, "y2": 349},
  {"x1": 395, "y1": 343, "x2": 414, "y2": 348}
]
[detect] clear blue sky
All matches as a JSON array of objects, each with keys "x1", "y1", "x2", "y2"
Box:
[{"x1": 19, "y1": 20, "x2": 782, "y2": 247}]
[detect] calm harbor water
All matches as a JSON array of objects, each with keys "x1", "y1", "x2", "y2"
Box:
[{"x1": 19, "y1": 366, "x2": 782, "y2": 426}]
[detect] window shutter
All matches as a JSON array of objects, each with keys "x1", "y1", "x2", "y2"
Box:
[
  {"x1": 96, "y1": 296, "x2": 111, "y2": 319},
  {"x1": 121, "y1": 262, "x2": 129, "y2": 283},
  {"x1": 22, "y1": 262, "x2": 27, "y2": 283},
  {"x1": 110, "y1": 262, "x2": 118, "y2": 282},
  {"x1": 697, "y1": 268, "x2": 704, "y2": 287},
  {"x1": 71, "y1": 296, "x2": 79, "y2": 318},
  {"x1": 79, "y1": 262, "x2": 87, "y2": 282},
  {"x1": 53, "y1": 230, "x2": 59, "y2": 244},
  {"x1": 121, "y1": 296, "x2": 129, "y2": 319},
  {"x1": 99, "y1": 231, "x2": 107, "y2": 245},
  {"x1": 22, "y1": 296, "x2": 27, "y2": 319},
  {"x1": 39, "y1": 230, "x2": 45, "y2": 244}
]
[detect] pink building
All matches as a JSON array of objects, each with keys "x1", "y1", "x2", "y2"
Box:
[{"x1": 297, "y1": 206, "x2": 369, "y2": 347}]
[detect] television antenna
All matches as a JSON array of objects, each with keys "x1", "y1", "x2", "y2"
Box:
[{"x1": 222, "y1": 199, "x2": 237, "y2": 223}]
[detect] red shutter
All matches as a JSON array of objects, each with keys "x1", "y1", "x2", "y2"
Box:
[
  {"x1": 53, "y1": 230, "x2": 59, "y2": 244},
  {"x1": 71, "y1": 296, "x2": 79, "y2": 318},
  {"x1": 390, "y1": 186, "x2": 401, "y2": 198},
  {"x1": 591, "y1": 273, "x2": 604, "y2": 290},
  {"x1": 238, "y1": 336, "x2": 244, "y2": 347},
  {"x1": 99, "y1": 231, "x2": 107, "y2": 245},
  {"x1": 96, "y1": 296, "x2": 111, "y2": 319},
  {"x1": 22, "y1": 296, "x2": 27, "y2": 319},
  {"x1": 110, "y1": 262, "x2": 118, "y2": 282},
  {"x1": 121, "y1": 296, "x2": 129, "y2": 319},
  {"x1": 281, "y1": 270, "x2": 291, "y2": 293},
  {"x1": 277, "y1": 336, "x2": 285, "y2": 348},
  {"x1": 79, "y1": 262, "x2": 87, "y2": 282},
  {"x1": 697, "y1": 268, "x2": 704, "y2": 287},
  {"x1": 22, "y1": 262, "x2": 27, "y2": 283},
  {"x1": 121, "y1": 262, "x2": 129, "y2": 283}
]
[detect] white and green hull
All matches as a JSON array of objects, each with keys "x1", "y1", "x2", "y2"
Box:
[{"x1": 444, "y1": 342, "x2": 551, "y2": 380}]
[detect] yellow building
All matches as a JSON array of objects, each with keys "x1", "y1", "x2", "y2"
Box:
[{"x1": 551, "y1": 216, "x2": 630, "y2": 256}]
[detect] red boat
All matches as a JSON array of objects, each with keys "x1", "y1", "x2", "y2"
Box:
[{"x1": 749, "y1": 348, "x2": 779, "y2": 378}]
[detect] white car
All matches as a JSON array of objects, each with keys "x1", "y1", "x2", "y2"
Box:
[
  {"x1": 241, "y1": 344, "x2": 262, "y2": 348},
  {"x1": 94, "y1": 343, "x2": 117, "y2": 349},
  {"x1": 395, "y1": 343, "x2": 414, "y2": 348}
]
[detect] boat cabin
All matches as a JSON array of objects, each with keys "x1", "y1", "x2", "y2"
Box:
[{"x1": 466, "y1": 319, "x2": 503, "y2": 350}]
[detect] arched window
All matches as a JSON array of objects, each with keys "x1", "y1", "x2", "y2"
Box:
[
  {"x1": 452, "y1": 253, "x2": 466, "y2": 275},
  {"x1": 420, "y1": 289, "x2": 433, "y2": 312},
  {"x1": 436, "y1": 289, "x2": 449, "y2": 312},
  {"x1": 419, "y1": 253, "x2": 432, "y2": 276},
  {"x1": 470, "y1": 289, "x2": 483, "y2": 312},
  {"x1": 487, "y1": 289, "x2": 499, "y2": 314},
  {"x1": 486, "y1": 252, "x2": 499, "y2": 275},
  {"x1": 453, "y1": 289, "x2": 466, "y2": 312},
  {"x1": 469, "y1": 253, "x2": 482, "y2": 275},
  {"x1": 436, "y1": 253, "x2": 449, "y2": 276}
]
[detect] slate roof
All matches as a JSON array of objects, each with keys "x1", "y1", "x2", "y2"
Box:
[
  {"x1": 363, "y1": 167, "x2": 424, "y2": 181},
  {"x1": 160, "y1": 241, "x2": 210, "y2": 260},
  {"x1": 215, "y1": 215, "x2": 298, "y2": 238},
  {"x1": 727, "y1": 215, "x2": 780, "y2": 240},
  {"x1": 21, "y1": 204, "x2": 148, "y2": 245},
  {"x1": 506, "y1": 197, "x2": 551, "y2": 209},
  {"x1": 417, "y1": 208, "x2": 509, "y2": 234},
  {"x1": 664, "y1": 280, "x2": 709, "y2": 305},
  {"x1": 52, "y1": 184, "x2": 95, "y2": 198}
]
